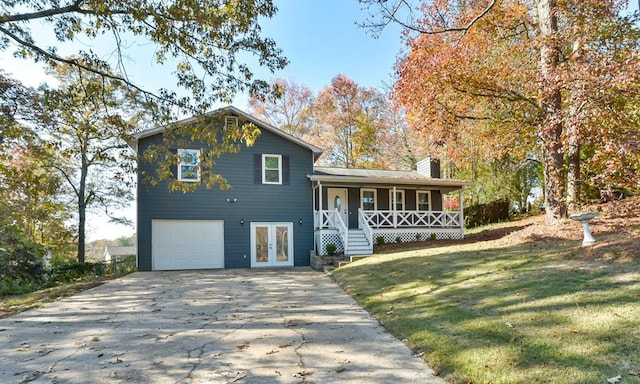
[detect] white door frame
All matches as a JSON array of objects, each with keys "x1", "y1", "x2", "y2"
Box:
[
  {"x1": 250, "y1": 222, "x2": 294, "y2": 267},
  {"x1": 327, "y1": 187, "x2": 349, "y2": 227}
]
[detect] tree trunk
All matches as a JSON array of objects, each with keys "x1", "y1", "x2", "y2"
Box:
[
  {"x1": 566, "y1": 40, "x2": 584, "y2": 210},
  {"x1": 77, "y1": 136, "x2": 88, "y2": 264},
  {"x1": 566, "y1": 107, "x2": 581, "y2": 210},
  {"x1": 77, "y1": 200, "x2": 86, "y2": 263},
  {"x1": 536, "y1": 0, "x2": 568, "y2": 224}
]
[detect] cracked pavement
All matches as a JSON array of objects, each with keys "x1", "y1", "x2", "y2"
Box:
[{"x1": 0, "y1": 269, "x2": 445, "y2": 383}]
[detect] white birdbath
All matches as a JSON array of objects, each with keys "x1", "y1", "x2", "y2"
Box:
[{"x1": 569, "y1": 212, "x2": 598, "y2": 246}]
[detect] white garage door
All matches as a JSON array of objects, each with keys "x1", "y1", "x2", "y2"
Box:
[{"x1": 152, "y1": 220, "x2": 224, "y2": 270}]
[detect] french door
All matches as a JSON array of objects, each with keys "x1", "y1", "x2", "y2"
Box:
[{"x1": 251, "y1": 223, "x2": 293, "y2": 267}]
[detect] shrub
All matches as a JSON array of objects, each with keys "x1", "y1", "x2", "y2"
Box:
[
  {"x1": 430, "y1": 233, "x2": 437, "y2": 241},
  {"x1": 376, "y1": 236, "x2": 385, "y2": 246},
  {"x1": 47, "y1": 261, "x2": 106, "y2": 286},
  {"x1": 325, "y1": 243, "x2": 337, "y2": 256},
  {"x1": 464, "y1": 199, "x2": 511, "y2": 228},
  {"x1": 395, "y1": 236, "x2": 402, "y2": 243},
  {"x1": 0, "y1": 224, "x2": 47, "y2": 294}
]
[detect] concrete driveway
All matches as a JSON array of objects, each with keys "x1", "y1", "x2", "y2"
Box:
[{"x1": 0, "y1": 269, "x2": 445, "y2": 384}]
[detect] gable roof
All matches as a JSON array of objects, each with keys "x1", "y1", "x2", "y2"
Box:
[
  {"x1": 129, "y1": 105, "x2": 323, "y2": 160},
  {"x1": 309, "y1": 166, "x2": 472, "y2": 191}
]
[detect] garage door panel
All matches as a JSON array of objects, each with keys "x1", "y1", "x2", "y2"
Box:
[{"x1": 152, "y1": 220, "x2": 224, "y2": 270}]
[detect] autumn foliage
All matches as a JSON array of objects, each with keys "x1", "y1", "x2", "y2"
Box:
[{"x1": 389, "y1": 0, "x2": 640, "y2": 222}]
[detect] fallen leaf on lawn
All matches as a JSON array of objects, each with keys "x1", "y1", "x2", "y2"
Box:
[
  {"x1": 569, "y1": 329, "x2": 580, "y2": 334},
  {"x1": 431, "y1": 369, "x2": 440, "y2": 376},
  {"x1": 413, "y1": 351, "x2": 425, "y2": 358},
  {"x1": 295, "y1": 370, "x2": 313, "y2": 378},
  {"x1": 278, "y1": 344, "x2": 292, "y2": 348},
  {"x1": 509, "y1": 336, "x2": 515, "y2": 343},
  {"x1": 505, "y1": 322, "x2": 514, "y2": 328},
  {"x1": 92, "y1": 336, "x2": 100, "y2": 342},
  {"x1": 607, "y1": 375, "x2": 622, "y2": 384},
  {"x1": 236, "y1": 344, "x2": 250, "y2": 350},
  {"x1": 266, "y1": 350, "x2": 279, "y2": 355}
]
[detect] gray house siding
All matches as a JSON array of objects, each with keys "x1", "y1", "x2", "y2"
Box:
[{"x1": 137, "y1": 123, "x2": 315, "y2": 271}]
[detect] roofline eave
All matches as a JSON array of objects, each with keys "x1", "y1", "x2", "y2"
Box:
[{"x1": 306, "y1": 174, "x2": 472, "y2": 188}]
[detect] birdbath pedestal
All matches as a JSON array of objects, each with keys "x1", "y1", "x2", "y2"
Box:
[{"x1": 569, "y1": 212, "x2": 598, "y2": 246}]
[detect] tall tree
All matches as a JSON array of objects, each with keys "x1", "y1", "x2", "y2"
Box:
[
  {"x1": 38, "y1": 62, "x2": 142, "y2": 263},
  {"x1": 1, "y1": 0, "x2": 287, "y2": 191},
  {"x1": 0, "y1": 73, "x2": 75, "y2": 255},
  {"x1": 248, "y1": 78, "x2": 314, "y2": 139},
  {"x1": 1, "y1": 0, "x2": 287, "y2": 113},
  {"x1": 312, "y1": 74, "x2": 389, "y2": 168},
  {"x1": 361, "y1": 0, "x2": 640, "y2": 223}
]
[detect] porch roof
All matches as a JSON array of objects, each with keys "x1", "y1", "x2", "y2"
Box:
[{"x1": 308, "y1": 166, "x2": 472, "y2": 190}]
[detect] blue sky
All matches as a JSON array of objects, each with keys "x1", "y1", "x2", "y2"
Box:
[{"x1": 1, "y1": 0, "x2": 404, "y2": 241}]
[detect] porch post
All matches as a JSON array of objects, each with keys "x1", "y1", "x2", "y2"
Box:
[
  {"x1": 318, "y1": 182, "x2": 323, "y2": 226},
  {"x1": 312, "y1": 183, "x2": 317, "y2": 228},
  {"x1": 393, "y1": 186, "x2": 397, "y2": 228},
  {"x1": 459, "y1": 188, "x2": 464, "y2": 234}
]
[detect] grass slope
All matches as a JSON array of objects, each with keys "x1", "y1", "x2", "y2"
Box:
[{"x1": 333, "y1": 200, "x2": 640, "y2": 384}]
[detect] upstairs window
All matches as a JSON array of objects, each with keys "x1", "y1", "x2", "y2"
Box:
[
  {"x1": 262, "y1": 154, "x2": 282, "y2": 184},
  {"x1": 177, "y1": 149, "x2": 200, "y2": 182},
  {"x1": 225, "y1": 116, "x2": 238, "y2": 128}
]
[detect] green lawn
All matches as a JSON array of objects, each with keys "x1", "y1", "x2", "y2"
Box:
[{"x1": 332, "y1": 228, "x2": 640, "y2": 383}]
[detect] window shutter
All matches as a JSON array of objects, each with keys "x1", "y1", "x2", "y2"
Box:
[
  {"x1": 254, "y1": 154, "x2": 262, "y2": 184},
  {"x1": 170, "y1": 148, "x2": 178, "y2": 179},
  {"x1": 282, "y1": 155, "x2": 290, "y2": 185}
]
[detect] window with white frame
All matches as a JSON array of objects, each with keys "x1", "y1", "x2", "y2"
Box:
[
  {"x1": 178, "y1": 149, "x2": 200, "y2": 182},
  {"x1": 389, "y1": 190, "x2": 405, "y2": 211},
  {"x1": 262, "y1": 154, "x2": 282, "y2": 184},
  {"x1": 361, "y1": 189, "x2": 377, "y2": 210},
  {"x1": 417, "y1": 190, "x2": 432, "y2": 211}
]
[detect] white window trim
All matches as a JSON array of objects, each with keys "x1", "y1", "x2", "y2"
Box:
[
  {"x1": 225, "y1": 116, "x2": 238, "y2": 128},
  {"x1": 360, "y1": 188, "x2": 377, "y2": 210},
  {"x1": 389, "y1": 189, "x2": 405, "y2": 211},
  {"x1": 416, "y1": 190, "x2": 432, "y2": 211},
  {"x1": 177, "y1": 149, "x2": 200, "y2": 182},
  {"x1": 262, "y1": 154, "x2": 282, "y2": 185}
]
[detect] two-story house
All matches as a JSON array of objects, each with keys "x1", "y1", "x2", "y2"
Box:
[{"x1": 130, "y1": 106, "x2": 470, "y2": 271}]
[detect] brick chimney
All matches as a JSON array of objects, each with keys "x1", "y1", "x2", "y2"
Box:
[{"x1": 416, "y1": 157, "x2": 441, "y2": 178}]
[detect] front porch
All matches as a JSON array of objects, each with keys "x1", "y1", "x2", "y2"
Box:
[
  {"x1": 307, "y1": 162, "x2": 471, "y2": 257},
  {"x1": 314, "y1": 208, "x2": 464, "y2": 256}
]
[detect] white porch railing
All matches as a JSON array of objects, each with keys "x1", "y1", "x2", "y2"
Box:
[
  {"x1": 358, "y1": 208, "x2": 373, "y2": 246},
  {"x1": 334, "y1": 210, "x2": 348, "y2": 250},
  {"x1": 316, "y1": 210, "x2": 461, "y2": 229}
]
